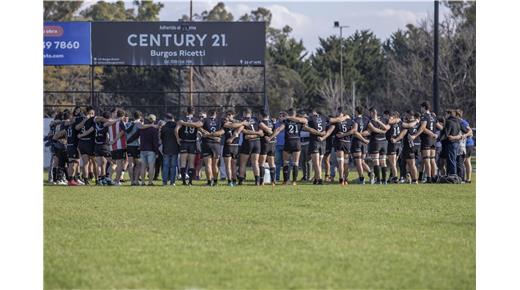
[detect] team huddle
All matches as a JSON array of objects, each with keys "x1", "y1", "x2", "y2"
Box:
[{"x1": 45, "y1": 101, "x2": 474, "y2": 187}]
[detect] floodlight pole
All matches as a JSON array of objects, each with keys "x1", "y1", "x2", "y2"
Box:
[
  {"x1": 334, "y1": 22, "x2": 349, "y2": 111},
  {"x1": 189, "y1": 0, "x2": 194, "y2": 108},
  {"x1": 340, "y1": 27, "x2": 343, "y2": 110},
  {"x1": 433, "y1": 0, "x2": 440, "y2": 114},
  {"x1": 90, "y1": 65, "x2": 94, "y2": 109}
]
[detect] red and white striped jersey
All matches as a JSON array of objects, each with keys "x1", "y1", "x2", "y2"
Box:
[{"x1": 108, "y1": 120, "x2": 127, "y2": 151}]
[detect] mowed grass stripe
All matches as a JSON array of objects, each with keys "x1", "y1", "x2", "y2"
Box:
[{"x1": 44, "y1": 181, "x2": 475, "y2": 289}]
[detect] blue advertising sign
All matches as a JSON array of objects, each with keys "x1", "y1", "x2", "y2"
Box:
[{"x1": 44, "y1": 22, "x2": 91, "y2": 65}]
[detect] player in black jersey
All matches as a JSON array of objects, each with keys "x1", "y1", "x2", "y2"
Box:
[
  {"x1": 367, "y1": 107, "x2": 391, "y2": 184},
  {"x1": 323, "y1": 119, "x2": 336, "y2": 183},
  {"x1": 304, "y1": 110, "x2": 328, "y2": 184},
  {"x1": 49, "y1": 112, "x2": 68, "y2": 185},
  {"x1": 332, "y1": 108, "x2": 358, "y2": 185},
  {"x1": 76, "y1": 106, "x2": 98, "y2": 185},
  {"x1": 258, "y1": 110, "x2": 276, "y2": 186},
  {"x1": 411, "y1": 101, "x2": 443, "y2": 183},
  {"x1": 52, "y1": 111, "x2": 81, "y2": 186},
  {"x1": 392, "y1": 112, "x2": 420, "y2": 184},
  {"x1": 222, "y1": 111, "x2": 248, "y2": 186},
  {"x1": 199, "y1": 110, "x2": 225, "y2": 186},
  {"x1": 304, "y1": 110, "x2": 346, "y2": 185},
  {"x1": 238, "y1": 108, "x2": 265, "y2": 186},
  {"x1": 351, "y1": 106, "x2": 372, "y2": 184},
  {"x1": 386, "y1": 111, "x2": 403, "y2": 183},
  {"x1": 93, "y1": 111, "x2": 111, "y2": 185},
  {"x1": 175, "y1": 106, "x2": 203, "y2": 186},
  {"x1": 270, "y1": 108, "x2": 308, "y2": 185}
]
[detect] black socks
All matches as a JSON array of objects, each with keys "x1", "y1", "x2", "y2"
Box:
[
  {"x1": 373, "y1": 165, "x2": 381, "y2": 182},
  {"x1": 269, "y1": 167, "x2": 276, "y2": 183},
  {"x1": 180, "y1": 167, "x2": 187, "y2": 183},
  {"x1": 188, "y1": 168, "x2": 195, "y2": 184},
  {"x1": 283, "y1": 165, "x2": 289, "y2": 183},
  {"x1": 292, "y1": 165, "x2": 298, "y2": 182}
]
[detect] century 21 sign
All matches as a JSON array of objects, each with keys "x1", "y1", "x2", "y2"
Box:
[
  {"x1": 91, "y1": 22, "x2": 265, "y2": 66},
  {"x1": 127, "y1": 33, "x2": 228, "y2": 47}
]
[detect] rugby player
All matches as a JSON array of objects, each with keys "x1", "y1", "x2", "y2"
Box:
[
  {"x1": 351, "y1": 106, "x2": 372, "y2": 184},
  {"x1": 50, "y1": 112, "x2": 68, "y2": 185},
  {"x1": 322, "y1": 115, "x2": 336, "y2": 183},
  {"x1": 367, "y1": 107, "x2": 390, "y2": 184},
  {"x1": 238, "y1": 108, "x2": 264, "y2": 186},
  {"x1": 52, "y1": 111, "x2": 79, "y2": 185},
  {"x1": 304, "y1": 110, "x2": 345, "y2": 185},
  {"x1": 125, "y1": 111, "x2": 144, "y2": 186},
  {"x1": 93, "y1": 111, "x2": 111, "y2": 185},
  {"x1": 386, "y1": 111, "x2": 403, "y2": 183},
  {"x1": 299, "y1": 111, "x2": 311, "y2": 182},
  {"x1": 270, "y1": 108, "x2": 307, "y2": 185},
  {"x1": 411, "y1": 112, "x2": 423, "y2": 181},
  {"x1": 222, "y1": 110, "x2": 247, "y2": 186},
  {"x1": 392, "y1": 111, "x2": 419, "y2": 184},
  {"x1": 67, "y1": 110, "x2": 83, "y2": 185},
  {"x1": 76, "y1": 106, "x2": 98, "y2": 185},
  {"x1": 106, "y1": 110, "x2": 128, "y2": 186},
  {"x1": 258, "y1": 110, "x2": 276, "y2": 186},
  {"x1": 199, "y1": 110, "x2": 225, "y2": 186},
  {"x1": 332, "y1": 108, "x2": 358, "y2": 185},
  {"x1": 175, "y1": 106, "x2": 203, "y2": 186},
  {"x1": 411, "y1": 102, "x2": 443, "y2": 183}
]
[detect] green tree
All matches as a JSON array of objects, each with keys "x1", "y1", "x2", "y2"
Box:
[
  {"x1": 310, "y1": 30, "x2": 386, "y2": 112},
  {"x1": 44, "y1": 1, "x2": 83, "y2": 21},
  {"x1": 81, "y1": 1, "x2": 134, "y2": 21},
  {"x1": 182, "y1": 2, "x2": 233, "y2": 21}
]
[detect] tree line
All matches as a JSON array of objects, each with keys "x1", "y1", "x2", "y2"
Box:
[{"x1": 44, "y1": 1, "x2": 476, "y2": 124}]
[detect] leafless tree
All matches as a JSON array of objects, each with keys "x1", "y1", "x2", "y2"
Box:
[
  {"x1": 318, "y1": 74, "x2": 347, "y2": 115},
  {"x1": 191, "y1": 67, "x2": 263, "y2": 109}
]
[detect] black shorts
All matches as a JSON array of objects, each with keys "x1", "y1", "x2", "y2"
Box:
[
  {"x1": 127, "y1": 145, "x2": 140, "y2": 158},
  {"x1": 260, "y1": 141, "x2": 276, "y2": 157},
  {"x1": 387, "y1": 141, "x2": 402, "y2": 155},
  {"x1": 465, "y1": 145, "x2": 474, "y2": 158},
  {"x1": 94, "y1": 144, "x2": 111, "y2": 157},
  {"x1": 202, "y1": 142, "x2": 222, "y2": 158},
  {"x1": 413, "y1": 144, "x2": 421, "y2": 157},
  {"x1": 325, "y1": 138, "x2": 333, "y2": 155},
  {"x1": 179, "y1": 141, "x2": 197, "y2": 154},
  {"x1": 369, "y1": 139, "x2": 388, "y2": 155},
  {"x1": 67, "y1": 144, "x2": 80, "y2": 160},
  {"x1": 111, "y1": 149, "x2": 127, "y2": 160},
  {"x1": 223, "y1": 145, "x2": 239, "y2": 159},
  {"x1": 284, "y1": 138, "x2": 301, "y2": 153},
  {"x1": 52, "y1": 146, "x2": 67, "y2": 165},
  {"x1": 420, "y1": 135, "x2": 436, "y2": 150},
  {"x1": 334, "y1": 140, "x2": 351, "y2": 154},
  {"x1": 402, "y1": 146, "x2": 416, "y2": 160},
  {"x1": 309, "y1": 140, "x2": 327, "y2": 155},
  {"x1": 240, "y1": 139, "x2": 261, "y2": 155},
  {"x1": 350, "y1": 139, "x2": 367, "y2": 154},
  {"x1": 78, "y1": 140, "x2": 95, "y2": 156}
]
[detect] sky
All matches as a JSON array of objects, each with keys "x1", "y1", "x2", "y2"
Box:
[
  {"x1": 158, "y1": 1, "x2": 452, "y2": 53},
  {"x1": 80, "y1": 1, "x2": 452, "y2": 54}
]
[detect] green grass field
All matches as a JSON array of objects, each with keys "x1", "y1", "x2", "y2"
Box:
[{"x1": 44, "y1": 174, "x2": 475, "y2": 289}]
